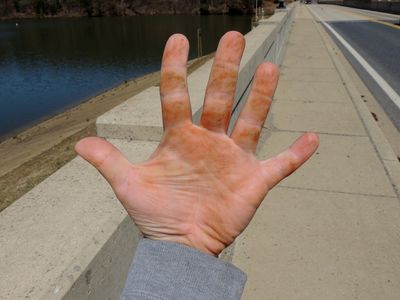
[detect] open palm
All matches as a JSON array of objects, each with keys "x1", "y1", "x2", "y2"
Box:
[{"x1": 75, "y1": 32, "x2": 319, "y2": 256}]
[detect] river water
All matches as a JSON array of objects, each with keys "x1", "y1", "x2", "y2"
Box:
[{"x1": 0, "y1": 15, "x2": 251, "y2": 140}]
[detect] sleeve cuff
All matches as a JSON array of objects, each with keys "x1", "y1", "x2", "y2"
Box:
[{"x1": 120, "y1": 239, "x2": 247, "y2": 300}]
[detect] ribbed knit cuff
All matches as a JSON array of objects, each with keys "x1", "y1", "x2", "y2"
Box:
[{"x1": 120, "y1": 239, "x2": 247, "y2": 300}]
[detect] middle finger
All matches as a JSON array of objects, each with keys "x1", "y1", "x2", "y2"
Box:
[{"x1": 200, "y1": 31, "x2": 245, "y2": 133}]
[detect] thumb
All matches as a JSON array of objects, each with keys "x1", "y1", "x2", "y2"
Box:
[{"x1": 75, "y1": 137, "x2": 132, "y2": 190}]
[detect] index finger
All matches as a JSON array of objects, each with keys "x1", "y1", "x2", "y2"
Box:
[{"x1": 160, "y1": 34, "x2": 192, "y2": 129}]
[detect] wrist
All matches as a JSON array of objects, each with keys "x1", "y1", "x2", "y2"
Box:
[{"x1": 146, "y1": 235, "x2": 226, "y2": 257}]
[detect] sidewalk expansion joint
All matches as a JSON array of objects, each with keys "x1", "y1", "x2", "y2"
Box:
[
  {"x1": 274, "y1": 99, "x2": 349, "y2": 104},
  {"x1": 278, "y1": 185, "x2": 398, "y2": 199},
  {"x1": 263, "y1": 128, "x2": 367, "y2": 138},
  {"x1": 280, "y1": 79, "x2": 343, "y2": 83},
  {"x1": 281, "y1": 66, "x2": 336, "y2": 70},
  {"x1": 282, "y1": 66, "x2": 338, "y2": 69},
  {"x1": 383, "y1": 158, "x2": 400, "y2": 163}
]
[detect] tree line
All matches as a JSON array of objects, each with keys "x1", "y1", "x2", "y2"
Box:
[{"x1": 0, "y1": 0, "x2": 260, "y2": 18}]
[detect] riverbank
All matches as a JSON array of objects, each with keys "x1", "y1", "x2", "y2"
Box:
[{"x1": 0, "y1": 54, "x2": 212, "y2": 212}]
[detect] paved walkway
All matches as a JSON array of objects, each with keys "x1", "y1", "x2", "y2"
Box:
[{"x1": 232, "y1": 5, "x2": 400, "y2": 299}]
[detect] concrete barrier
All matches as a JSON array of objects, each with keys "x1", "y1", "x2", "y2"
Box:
[{"x1": 0, "y1": 4, "x2": 296, "y2": 299}]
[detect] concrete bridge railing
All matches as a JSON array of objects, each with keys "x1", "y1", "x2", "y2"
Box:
[{"x1": 0, "y1": 4, "x2": 296, "y2": 299}]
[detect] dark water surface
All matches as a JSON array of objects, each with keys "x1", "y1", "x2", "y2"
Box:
[{"x1": 0, "y1": 15, "x2": 251, "y2": 140}]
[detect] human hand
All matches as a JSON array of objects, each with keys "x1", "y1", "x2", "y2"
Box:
[{"x1": 75, "y1": 31, "x2": 319, "y2": 257}]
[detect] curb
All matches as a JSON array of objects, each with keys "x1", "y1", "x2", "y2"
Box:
[{"x1": 309, "y1": 7, "x2": 400, "y2": 198}]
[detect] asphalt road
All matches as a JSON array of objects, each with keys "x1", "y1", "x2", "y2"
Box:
[{"x1": 309, "y1": 4, "x2": 400, "y2": 130}]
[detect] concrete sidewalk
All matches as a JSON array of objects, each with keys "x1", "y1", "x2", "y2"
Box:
[{"x1": 232, "y1": 5, "x2": 400, "y2": 300}]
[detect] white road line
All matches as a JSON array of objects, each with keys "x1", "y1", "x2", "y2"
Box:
[{"x1": 310, "y1": 6, "x2": 400, "y2": 110}]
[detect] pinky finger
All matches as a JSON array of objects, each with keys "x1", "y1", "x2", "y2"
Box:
[{"x1": 261, "y1": 133, "x2": 319, "y2": 189}]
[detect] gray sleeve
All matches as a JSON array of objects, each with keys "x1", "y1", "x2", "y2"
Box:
[{"x1": 119, "y1": 239, "x2": 247, "y2": 300}]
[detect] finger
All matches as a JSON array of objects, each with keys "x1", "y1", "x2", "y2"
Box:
[
  {"x1": 160, "y1": 34, "x2": 191, "y2": 129},
  {"x1": 261, "y1": 133, "x2": 319, "y2": 189},
  {"x1": 75, "y1": 137, "x2": 132, "y2": 190},
  {"x1": 200, "y1": 31, "x2": 245, "y2": 133},
  {"x1": 231, "y1": 62, "x2": 278, "y2": 153}
]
